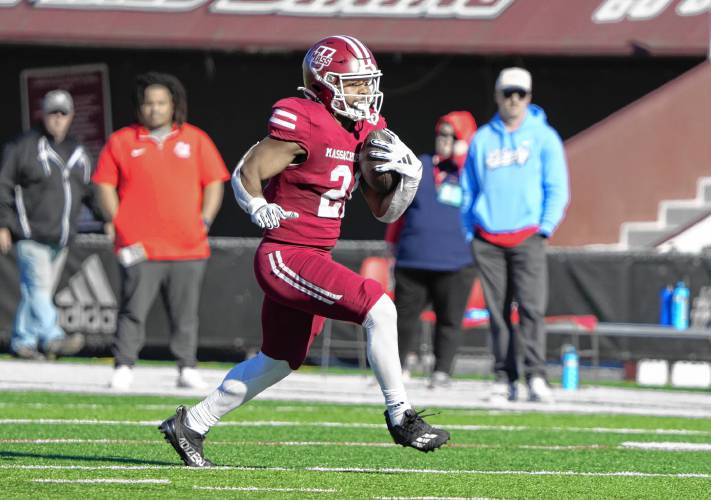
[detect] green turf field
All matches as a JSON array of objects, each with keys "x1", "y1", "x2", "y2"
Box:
[{"x1": 1, "y1": 391, "x2": 710, "y2": 498}]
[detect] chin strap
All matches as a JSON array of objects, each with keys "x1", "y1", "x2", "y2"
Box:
[
  {"x1": 298, "y1": 87, "x2": 321, "y2": 103},
  {"x1": 300, "y1": 86, "x2": 378, "y2": 124}
]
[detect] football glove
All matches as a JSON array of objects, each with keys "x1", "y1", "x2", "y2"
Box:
[
  {"x1": 249, "y1": 198, "x2": 299, "y2": 230},
  {"x1": 368, "y1": 129, "x2": 422, "y2": 182}
]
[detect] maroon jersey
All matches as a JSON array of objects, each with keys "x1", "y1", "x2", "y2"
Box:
[{"x1": 264, "y1": 97, "x2": 386, "y2": 248}]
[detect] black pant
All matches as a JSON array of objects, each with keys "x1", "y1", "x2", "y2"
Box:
[
  {"x1": 394, "y1": 264, "x2": 476, "y2": 374},
  {"x1": 472, "y1": 234, "x2": 548, "y2": 383},
  {"x1": 113, "y1": 259, "x2": 207, "y2": 368}
]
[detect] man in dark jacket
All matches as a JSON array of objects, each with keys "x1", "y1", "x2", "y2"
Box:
[
  {"x1": 0, "y1": 89, "x2": 94, "y2": 360},
  {"x1": 386, "y1": 111, "x2": 478, "y2": 388}
]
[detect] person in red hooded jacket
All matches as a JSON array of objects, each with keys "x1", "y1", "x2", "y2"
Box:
[{"x1": 385, "y1": 111, "x2": 477, "y2": 388}]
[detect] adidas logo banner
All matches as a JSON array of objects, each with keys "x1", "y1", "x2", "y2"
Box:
[{"x1": 55, "y1": 253, "x2": 118, "y2": 336}]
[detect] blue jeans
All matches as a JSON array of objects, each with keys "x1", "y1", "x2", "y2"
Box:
[{"x1": 11, "y1": 240, "x2": 68, "y2": 352}]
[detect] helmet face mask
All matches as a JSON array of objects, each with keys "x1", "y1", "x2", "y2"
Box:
[
  {"x1": 302, "y1": 35, "x2": 383, "y2": 124},
  {"x1": 326, "y1": 72, "x2": 382, "y2": 123}
]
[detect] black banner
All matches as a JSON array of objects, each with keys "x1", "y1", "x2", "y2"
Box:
[
  {"x1": 546, "y1": 249, "x2": 711, "y2": 323},
  {"x1": 2, "y1": 239, "x2": 711, "y2": 362},
  {"x1": 0, "y1": 236, "x2": 387, "y2": 362}
]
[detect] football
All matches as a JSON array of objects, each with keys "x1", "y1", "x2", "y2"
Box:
[{"x1": 358, "y1": 129, "x2": 401, "y2": 194}]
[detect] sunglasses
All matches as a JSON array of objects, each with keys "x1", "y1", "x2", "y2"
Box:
[
  {"x1": 46, "y1": 110, "x2": 70, "y2": 116},
  {"x1": 502, "y1": 88, "x2": 529, "y2": 99}
]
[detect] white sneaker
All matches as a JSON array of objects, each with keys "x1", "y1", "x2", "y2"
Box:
[
  {"x1": 488, "y1": 380, "x2": 517, "y2": 403},
  {"x1": 178, "y1": 367, "x2": 208, "y2": 389},
  {"x1": 528, "y1": 376, "x2": 554, "y2": 403},
  {"x1": 109, "y1": 365, "x2": 134, "y2": 390},
  {"x1": 427, "y1": 371, "x2": 452, "y2": 389}
]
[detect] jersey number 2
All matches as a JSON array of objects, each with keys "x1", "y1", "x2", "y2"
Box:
[{"x1": 317, "y1": 164, "x2": 352, "y2": 219}]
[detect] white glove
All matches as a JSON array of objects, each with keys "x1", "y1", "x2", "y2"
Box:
[
  {"x1": 248, "y1": 197, "x2": 299, "y2": 229},
  {"x1": 368, "y1": 129, "x2": 422, "y2": 182}
]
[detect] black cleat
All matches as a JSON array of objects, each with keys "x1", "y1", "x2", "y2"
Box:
[
  {"x1": 384, "y1": 408, "x2": 450, "y2": 452},
  {"x1": 159, "y1": 405, "x2": 214, "y2": 467}
]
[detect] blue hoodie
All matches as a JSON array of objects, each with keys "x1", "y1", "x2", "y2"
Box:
[{"x1": 460, "y1": 104, "x2": 569, "y2": 241}]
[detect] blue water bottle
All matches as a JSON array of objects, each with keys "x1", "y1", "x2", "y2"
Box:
[
  {"x1": 561, "y1": 345, "x2": 579, "y2": 391},
  {"x1": 659, "y1": 285, "x2": 673, "y2": 325},
  {"x1": 671, "y1": 281, "x2": 690, "y2": 330}
]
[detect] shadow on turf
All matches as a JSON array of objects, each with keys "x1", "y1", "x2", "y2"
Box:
[
  {"x1": 0, "y1": 450, "x2": 174, "y2": 466},
  {"x1": 1, "y1": 451, "x2": 293, "y2": 469}
]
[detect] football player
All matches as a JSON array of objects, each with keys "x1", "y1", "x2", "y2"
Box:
[{"x1": 159, "y1": 35, "x2": 449, "y2": 466}]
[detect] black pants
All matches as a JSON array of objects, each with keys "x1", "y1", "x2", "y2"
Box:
[
  {"x1": 472, "y1": 234, "x2": 548, "y2": 383},
  {"x1": 394, "y1": 264, "x2": 476, "y2": 374},
  {"x1": 113, "y1": 259, "x2": 207, "y2": 368}
]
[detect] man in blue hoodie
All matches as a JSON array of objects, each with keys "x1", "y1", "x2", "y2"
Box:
[{"x1": 460, "y1": 67, "x2": 569, "y2": 403}]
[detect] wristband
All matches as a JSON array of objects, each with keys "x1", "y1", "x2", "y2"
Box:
[{"x1": 247, "y1": 197, "x2": 268, "y2": 215}]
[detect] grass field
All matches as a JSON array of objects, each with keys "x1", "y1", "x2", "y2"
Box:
[{"x1": 1, "y1": 391, "x2": 710, "y2": 499}]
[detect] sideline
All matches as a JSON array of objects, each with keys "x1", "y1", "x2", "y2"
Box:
[{"x1": 1, "y1": 359, "x2": 710, "y2": 418}]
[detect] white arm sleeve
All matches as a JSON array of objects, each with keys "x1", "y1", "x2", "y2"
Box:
[
  {"x1": 231, "y1": 143, "x2": 267, "y2": 215},
  {"x1": 375, "y1": 175, "x2": 420, "y2": 223}
]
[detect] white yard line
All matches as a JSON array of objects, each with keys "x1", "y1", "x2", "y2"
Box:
[
  {"x1": 2, "y1": 418, "x2": 709, "y2": 436},
  {"x1": 32, "y1": 479, "x2": 170, "y2": 484},
  {"x1": 14, "y1": 438, "x2": 711, "y2": 453},
  {"x1": 0, "y1": 438, "x2": 610, "y2": 451},
  {"x1": 2, "y1": 439, "x2": 157, "y2": 444},
  {"x1": 622, "y1": 441, "x2": 711, "y2": 451},
  {"x1": 194, "y1": 486, "x2": 336, "y2": 493},
  {"x1": 559, "y1": 426, "x2": 709, "y2": 436},
  {"x1": 4, "y1": 464, "x2": 711, "y2": 479},
  {"x1": 0, "y1": 419, "x2": 164, "y2": 426},
  {"x1": 0, "y1": 402, "x2": 321, "y2": 412},
  {"x1": 0, "y1": 402, "x2": 179, "y2": 411},
  {"x1": 375, "y1": 497, "x2": 493, "y2": 500},
  {"x1": 1, "y1": 465, "x2": 290, "y2": 471},
  {"x1": 308, "y1": 467, "x2": 711, "y2": 479},
  {"x1": 0, "y1": 438, "x2": 396, "y2": 447}
]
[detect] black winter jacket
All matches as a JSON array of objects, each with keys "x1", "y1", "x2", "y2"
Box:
[{"x1": 0, "y1": 128, "x2": 100, "y2": 247}]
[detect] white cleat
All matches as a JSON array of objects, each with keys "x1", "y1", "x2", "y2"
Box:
[
  {"x1": 109, "y1": 365, "x2": 134, "y2": 391},
  {"x1": 427, "y1": 371, "x2": 452, "y2": 389},
  {"x1": 177, "y1": 367, "x2": 208, "y2": 389},
  {"x1": 527, "y1": 376, "x2": 555, "y2": 403}
]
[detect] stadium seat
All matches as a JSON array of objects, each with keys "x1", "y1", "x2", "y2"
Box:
[
  {"x1": 358, "y1": 256, "x2": 394, "y2": 297},
  {"x1": 318, "y1": 256, "x2": 394, "y2": 372}
]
